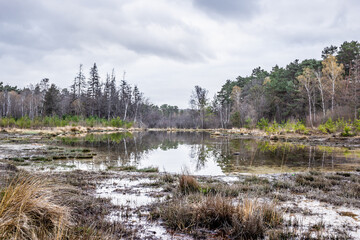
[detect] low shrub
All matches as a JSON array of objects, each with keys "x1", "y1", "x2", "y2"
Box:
[
  {"x1": 318, "y1": 118, "x2": 336, "y2": 133},
  {"x1": 341, "y1": 123, "x2": 355, "y2": 137},
  {"x1": 257, "y1": 118, "x2": 269, "y2": 130}
]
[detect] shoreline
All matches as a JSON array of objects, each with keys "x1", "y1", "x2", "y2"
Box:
[{"x1": 2, "y1": 126, "x2": 360, "y2": 147}]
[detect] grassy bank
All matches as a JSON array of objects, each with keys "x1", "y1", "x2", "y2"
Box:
[
  {"x1": 2, "y1": 115, "x2": 360, "y2": 140},
  {"x1": 256, "y1": 117, "x2": 360, "y2": 136}
]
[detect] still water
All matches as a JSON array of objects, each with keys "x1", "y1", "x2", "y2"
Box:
[{"x1": 57, "y1": 131, "x2": 360, "y2": 175}]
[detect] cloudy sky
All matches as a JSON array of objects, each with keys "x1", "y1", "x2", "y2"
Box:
[{"x1": 1, "y1": 0, "x2": 359, "y2": 108}]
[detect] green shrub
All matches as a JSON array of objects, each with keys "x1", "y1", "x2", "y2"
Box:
[
  {"x1": 110, "y1": 117, "x2": 124, "y2": 128},
  {"x1": 318, "y1": 124, "x2": 327, "y2": 134},
  {"x1": 257, "y1": 118, "x2": 269, "y2": 130},
  {"x1": 354, "y1": 119, "x2": 360, "y2": 133},
  {"x1": 125, "y1": 122, "x2": 133, "y2": 129},
  {"x1": 244, "y1": 117, "x2": 252, "y2": 129},
  {"x1": 341, "y1": 123, "x2": 354, "y2": 137},
  {"x1": 16, "y1": 116, "x2": 32, "y2": 128},
  {"x1": 265, "y1": 120, "x2": 280, "y2": 134},
  {"x1": 294, "y1": 121, "x2": 308, "y2": 134},
  {"x1": 335, "y1": 118, "x2": 347, "y2": 131},
  {"x1": 318, "y1": 118, "x2": 336, "y2": 133}
]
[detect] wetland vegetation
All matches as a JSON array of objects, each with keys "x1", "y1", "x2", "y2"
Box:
[
  {"x1": 2, "y1": 41, "x2": 360, "y2": 239},
  {"x1": 1, "y1": 131, "x2": 360, "y2": 239}
]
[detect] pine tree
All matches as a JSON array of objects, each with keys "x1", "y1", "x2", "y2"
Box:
[
  {"x1": 87, "y1": 63, "x2": 101, "y2": 116},
  {"x1": 43, "y1": 84, "x2": 60, "y2": 116}
]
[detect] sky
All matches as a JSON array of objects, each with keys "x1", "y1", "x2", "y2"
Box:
[{"x1": 1, "y1": 0, "x2": 360, "y2": 108}]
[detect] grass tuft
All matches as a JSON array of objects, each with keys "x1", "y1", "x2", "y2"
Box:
[
  {"x1": 179, "y1": 174, "x2": 200, "y2": 194},
  {"x1": 156, "y1": 194, "x2": 282, "y2": 239},
  {"x1": 0, "y1": 174, "x2": 71, "y2": 240}
]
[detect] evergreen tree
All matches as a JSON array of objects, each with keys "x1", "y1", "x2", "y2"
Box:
[{"x1": 43, "y1": 84, "x2": 60, "y2": 116}]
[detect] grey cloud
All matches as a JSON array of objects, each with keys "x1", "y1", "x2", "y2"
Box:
[
  {"x1": 192, "y1": 0, "x2": 260, "y2": 19},
  {"x1": 0, "y1": 0, "x2": 210, "y2": 62},
  {"x1": 2, "y1": 0, "x2": 360, "y2": 108}
]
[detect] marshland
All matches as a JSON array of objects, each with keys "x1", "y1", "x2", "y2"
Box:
[
  {"x1": 1, "y1": 129, "x2": 360, "y2": 239},
  {"x1": 2, "y1": 1, "x2": 360, "y2": 238}
]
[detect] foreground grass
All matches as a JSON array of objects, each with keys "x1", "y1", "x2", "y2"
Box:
[
  {"x1": 1, "y1": 162, "x2": 358, "y2": 239},
  {"x1": 157, "y1": 194, "x2": 282, "y2": 239},
  {"x1": 0, "y1": 170, "x2": 134, "y2": 240},
  {"x1": 0, "y1": 174, "x2": 70, "y2": 239},
  {"x1": 148, "y1": 172, "x2": 359, "y2": 239},
  {"x1": 151, "y1": 174, "x2": 283, "y2": 239}
]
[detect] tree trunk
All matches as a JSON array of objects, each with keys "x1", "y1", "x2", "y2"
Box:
[
  {"x1": 332, "y1": 79, "x2": 335, "y2": 112},
  {"x1": 123, "y1": 101, "x2": 128, "y2": 121},
  {"x1": 308, "y1": 93, "x2": 313, "y2": 127},
  {"x1": 313, "y1": 90, "x2": 316, "y2": 123}
]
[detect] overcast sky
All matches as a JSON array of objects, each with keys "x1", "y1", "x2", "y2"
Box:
[{"x1": 1, "y1": 0, "x2": 359, "y2": 108}]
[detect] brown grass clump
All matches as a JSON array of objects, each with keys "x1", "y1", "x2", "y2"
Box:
[
  {"x1": 0, "y1": 174, "x2": 71, "y2": 240},
  {"x1": 157, "y1": 194, "x2": 282, "y2": 239},
  {"x1": 179, "y1": 174, "x2": 199, "y2": 194}
]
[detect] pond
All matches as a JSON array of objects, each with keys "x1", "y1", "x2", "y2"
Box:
[{"x1": 53, "y1": 131, "x2": 360, "y2": 175}]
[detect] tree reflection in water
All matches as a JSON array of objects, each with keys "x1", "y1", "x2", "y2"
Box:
[{"x1": 58, "y1": 132, "x2": 360, "y2": 174}]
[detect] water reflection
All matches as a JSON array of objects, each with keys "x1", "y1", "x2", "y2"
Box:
[{"x1": 57, "y1": 132, "x2": 360, "y2": 175}]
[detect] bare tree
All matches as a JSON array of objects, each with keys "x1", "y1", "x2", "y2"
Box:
[{"x1": 190, "y1": 86, "x2": 208, "y2": 129}]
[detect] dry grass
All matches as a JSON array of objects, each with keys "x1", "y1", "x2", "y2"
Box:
[
  {"x1": 178, "y1": 174, "x2": 199, "y2": 194},
  {"x1": 154, "y1": 174, "x2": 283, "y2": 238},
  {"x1": 0, "y1": 171, "x2": 133, "y2": 240},
  {"x1": 0, "y1": 174, "x2": 71, "y2": 240},
  {"x1": 156, "y1": 193, "x2": 282, "y2": 239}
]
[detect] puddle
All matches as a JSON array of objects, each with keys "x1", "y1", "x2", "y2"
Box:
[
  {"x1": 0, "y1": 143, "x2": 47, "y2": 159},
  {"x1": 95, "y1": 176, "x2": 185, "y2": 239},
  {"x1": 95, "y1": 177, "x2": 162, "y2": 208},
  {"x1": 283, "y1": 196, "x2": 360, "y2": 238}
]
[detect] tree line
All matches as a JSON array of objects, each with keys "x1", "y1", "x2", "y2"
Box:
[
  {"x1": 0, "y1": 63, "x2": 154, "y2": 126},
  {"x1": 188, "y1": 40, "x2": 360, "y2": 129},
  {"x1": 1, "y1": 40, "x2": 360, "y2": 129}
]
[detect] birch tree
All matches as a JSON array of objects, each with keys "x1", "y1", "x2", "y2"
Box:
[
  {"x1": 297, "y1": 67, "x2": 315, "y2": 127},
  {"x1": 322, "y1": 55, "x2": 344, "y2": 112},
  {"x1": 351, "y1": 58, "x2": 360, "y2": 119},
  {"x1": 313, "y1": 69, "x2": 326, "y2": 117}
]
